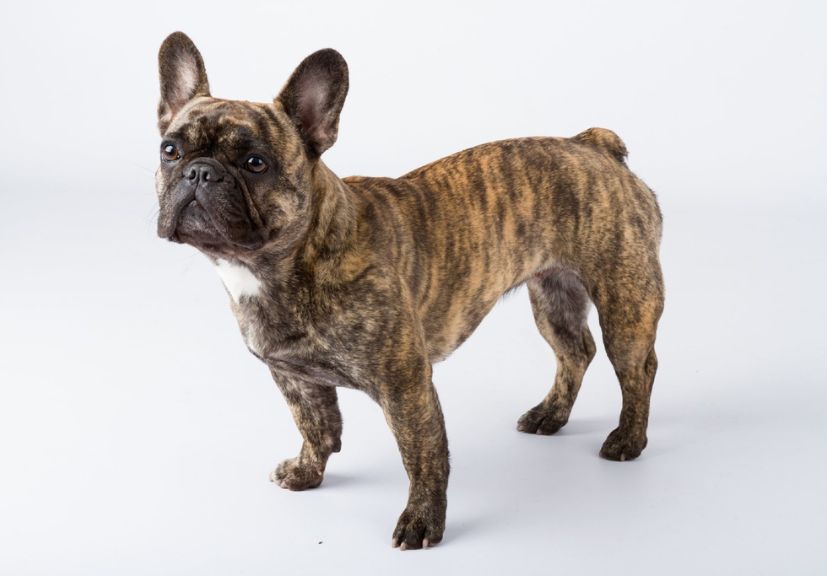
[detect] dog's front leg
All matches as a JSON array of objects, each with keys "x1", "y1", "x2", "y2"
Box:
[
  {"x1": 269, "y1": 370, "x2": 342, "y2": 490},
  {"x1": 382, "y1": 366, "x2": 449, "y2": 550}
]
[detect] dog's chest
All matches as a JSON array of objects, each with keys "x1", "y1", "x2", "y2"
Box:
[
  {"x1": 214, "y1": 259, "x2": 263, "y2": 304},
  {"x1": 213, "y1": 259, "x2": 272, "y2": 358},
  {"x1": 213, "y1": 260, "x2": 347, "y2": 387}
]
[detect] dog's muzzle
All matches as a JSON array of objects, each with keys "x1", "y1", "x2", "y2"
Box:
[{"x1": 157, "y1": 158, "x2": 263, "y2": 249}]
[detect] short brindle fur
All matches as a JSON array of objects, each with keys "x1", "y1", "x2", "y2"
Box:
[{"x1": 154, "y1": 32, "x2": 665, "y2": 550}]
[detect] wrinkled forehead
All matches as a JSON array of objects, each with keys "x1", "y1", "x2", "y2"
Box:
[{"x1": 165, "y1": 97, "x2": 290, "y2": 150}]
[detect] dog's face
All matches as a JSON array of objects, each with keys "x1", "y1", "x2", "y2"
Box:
[{"x1": 155, "y1": 32, "x2": 348, "y2": 258}]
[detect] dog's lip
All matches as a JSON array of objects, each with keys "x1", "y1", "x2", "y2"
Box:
[
  {"x1": 159, "y1": 208, "x2": 190, "y2": 241},
  {"x1": 165, "y1": 200, "x2": 197, "y2": 243},
  {"x1": 157, "y1": 188, "x2": 196, "y2": 240}
]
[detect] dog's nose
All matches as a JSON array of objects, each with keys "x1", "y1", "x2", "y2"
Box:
[{"x1": 184, "y1": 161, "x2": 224, "y2": 184}]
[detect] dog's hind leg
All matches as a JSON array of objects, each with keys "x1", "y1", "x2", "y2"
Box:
[
  {"x1": 593, "y1": 261, "x2": 664, "y2": 461},
  {"x1": 517, "y1": 266, "x2": 596, "y2": 435}
]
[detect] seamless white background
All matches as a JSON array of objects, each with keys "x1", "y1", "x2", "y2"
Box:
[{"x1": 1, "y1": 1, "x2": 825, "y2": 574}]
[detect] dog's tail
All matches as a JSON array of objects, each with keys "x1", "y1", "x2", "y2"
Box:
[{"x1": 572, "y1": 127, "x2": 628, "y2": 163}]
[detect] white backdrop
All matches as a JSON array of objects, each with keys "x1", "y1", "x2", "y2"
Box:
[{"x1": 1, "y1": 1, "x2": 825, "y2": 574}]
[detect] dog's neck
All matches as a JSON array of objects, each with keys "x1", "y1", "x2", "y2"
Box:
[
  {"x1": 302, "y1": 160, "x2": 357, "y2": 265},
  {"x1": 234, "y1": 160, "x2": 358, "y2": 291}
]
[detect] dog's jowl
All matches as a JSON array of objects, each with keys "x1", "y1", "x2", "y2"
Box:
[{"x1": 155, "y1": 32, "x2": 665, "y2": 550}]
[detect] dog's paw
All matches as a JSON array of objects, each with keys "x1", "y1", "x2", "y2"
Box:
[
  {"x1": 391, "y1": 503, "x2": 445, "y2": 550},
  {"x1": 599, "y1": 427, "x2": 648, "y2": 461},
  {"x1": 517, "y1": 404, "x2": 569, "y2": 435},
  {"x1": 269, "y1": 457, "x2": 323, "y2": 490}
]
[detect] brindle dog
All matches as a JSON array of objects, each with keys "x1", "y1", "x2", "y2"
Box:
[{"x1": 155, "y1": 32, "x2": 664, "y2": 550}]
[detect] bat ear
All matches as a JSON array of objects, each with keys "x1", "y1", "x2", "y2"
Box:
[
  {"x1": 157, "y1": 32, "x2": 210, "y2": 134},
  {"x1": 275, "y1": 49, "x2": 349, "y2": 158}
]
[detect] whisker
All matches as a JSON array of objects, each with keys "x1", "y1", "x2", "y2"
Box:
[
  {"x1": 127, "y1": 162, "x2": 157, "y2": 175},
  {"x1": 145, "y1": 204, "x2": 160, "y2": 225}
]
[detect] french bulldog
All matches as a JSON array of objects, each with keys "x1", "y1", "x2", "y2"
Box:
[{"x1": 155, "y1": 31, "x2": 664, "y2": 550}]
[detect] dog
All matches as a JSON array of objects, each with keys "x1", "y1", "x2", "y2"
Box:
[{"x1": 155, "y1": 31, "x2": 664, "y2": 550}]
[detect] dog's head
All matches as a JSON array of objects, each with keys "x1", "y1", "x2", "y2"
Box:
[{"x1": 154, "y1": 32, "x2": 348, "y2": 257}]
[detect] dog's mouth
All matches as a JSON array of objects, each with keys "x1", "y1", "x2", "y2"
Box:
[
  {"x1": 168, "y1": 199, "x2": 214, "y2": 244},
  {"x1": 158, "y1": 184, "x2": 265, "y2": 251}
]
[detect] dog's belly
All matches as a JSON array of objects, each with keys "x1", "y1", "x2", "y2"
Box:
[
  {"x1": 418, "y1": 251, "x2": 552, "y2": 362},
  {"x1": 422, "y1": 297, "x2": 501, "y2": 363}
]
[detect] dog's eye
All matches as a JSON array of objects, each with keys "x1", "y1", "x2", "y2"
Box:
[
  {"x1": 245, "y1": 155, "x2": 268, "y2": 174},
  {"x1": 161, "y1": 143, "x2": 180, "y2": 162}
]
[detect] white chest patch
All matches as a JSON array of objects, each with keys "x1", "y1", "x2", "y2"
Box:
[{"x1": 214, "y1": 259, "x2": 262, "y2": 303}]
